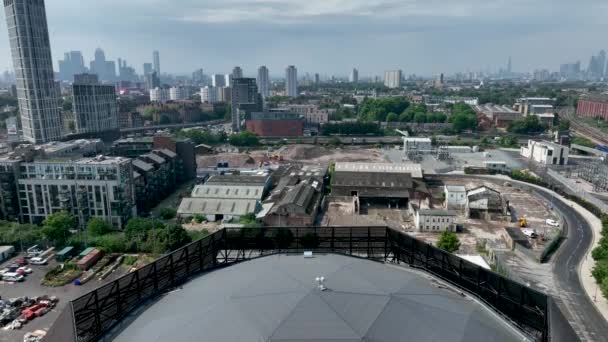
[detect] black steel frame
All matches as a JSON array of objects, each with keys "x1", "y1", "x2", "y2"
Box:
[{"x1": 67, "y1": 226, "x2": 550, "y2": 342}]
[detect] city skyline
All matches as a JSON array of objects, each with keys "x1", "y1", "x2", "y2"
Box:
[{"x1": 1, "y1": 1, "x2": 607, "y2": 76}]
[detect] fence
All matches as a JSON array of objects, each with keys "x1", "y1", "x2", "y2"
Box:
[{"x1": 57, "y1": 226, "x2": 552, "y2": 342}]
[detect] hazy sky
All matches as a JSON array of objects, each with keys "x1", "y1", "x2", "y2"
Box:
[{"x1": 0, "y1": 0, "x2": 606, "y2": 77}]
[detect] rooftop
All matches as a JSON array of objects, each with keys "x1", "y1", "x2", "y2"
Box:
[
  {"x1": 334, "y1": 162, "x2": 423, "y2": 178},
  {"x1": 177, "y1": 198, "x2": 259, "y2": 216},
  {"x1": 445, "y1": 185, "x2": 466, "y2": 192},
  {"x1": 419, "y1": 209, "x2": 458, "y2": 216},
  {"x1": 114, "y1": 254, "x2": 524, "y2": 342},
  {"x1": 191, "y1": 184, "x2": 265, "y2": 200},
  {"x1": 206, "y1": 174, "x2": 269, "y2": 187}
]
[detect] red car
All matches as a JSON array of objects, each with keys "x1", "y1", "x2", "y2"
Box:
[
  {"x1": 34, "y1": 307, "x2": 48, "y2": 317},
  {"x1": 15, "y1": 258, "x2": 28, "y2": 266},
  {"x1": 21, "y1": 310, "x2": 35, "y2": 320}
]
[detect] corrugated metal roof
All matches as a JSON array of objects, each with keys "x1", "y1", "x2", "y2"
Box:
[
  {"x1": 334, "y1": 162, "x2": 423, "y2": 178},
  {"x1": 177, "y1": 198, "x2": 259, "y2": 216},
  {"x1": 191, "y1": 184, "x2": 264, "y2": 200}
]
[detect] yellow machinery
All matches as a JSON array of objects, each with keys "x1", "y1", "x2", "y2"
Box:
[{"x1": 519, "y1": 217, "x2": 527, "y2": 228}]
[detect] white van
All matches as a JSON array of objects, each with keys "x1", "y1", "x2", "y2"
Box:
[{"x1": 2, "y1": 272, "x2": 24, "y2": 282}]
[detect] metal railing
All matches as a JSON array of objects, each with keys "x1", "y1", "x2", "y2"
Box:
[{"x1": 54, "y1": 226, "x2": 553, "y2": 342}]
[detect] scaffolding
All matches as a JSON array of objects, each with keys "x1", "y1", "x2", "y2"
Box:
[{"x1": 578, "y1": 161, "x2": 608, "y2": 192}]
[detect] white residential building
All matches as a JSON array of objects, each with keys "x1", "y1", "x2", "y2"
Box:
[
  {"x1": 384, "y1": 70, "x2": 402, "y2": 89},
  {"x1": 201, "y1": 86, "x2": 218, "y2": 104},
  {"x1": 169, "y1": 86, "x2": 189, "y2": 101},
  {"x1": 415, "y1": 209, "x2": 457, "y2": 232},
  {"x1": 520, "y1": 140, "x2": 569, "y2": 165},
  {"x1": 286, "y1": 65, "x2": 298, "y2": 98},
  {"x1": 444, "y1": 185, "x2": 467, "y2": 209},
  {"x1": 16, "y1": 156, "x2": 136, "y2": 228},
  {"x1": 150, "y1": 87, "x2": 169, "y2": 103}
]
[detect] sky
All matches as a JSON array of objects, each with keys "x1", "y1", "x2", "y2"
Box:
[{"x1": 0, "y1": 0, "x2": 607, "y2": 77}]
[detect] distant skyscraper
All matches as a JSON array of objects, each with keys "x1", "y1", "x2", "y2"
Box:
[
  {"x1": 58, "y1": 51, "x2": 86, "y2": 81},
  {"x1": 150, "y1": 87, "x2": 169, "y2": 103},
  {"x1": 286, "y1": 65, "x2": 298, "y2": 98},
  {"x1": 232, "y1": 66, "x2": 243, "y2": 79},
  {"x1": 90, "y1": 48, "x2": 116, "y2": 82},
  {"x1": 144, "y1": 72, "x2": 160, "y2": 90},
  {"x1": 257, "y1": 66, "x2": 270, "y2": 99},
  {"x1": 598, "y1": 50, "x2": 606, "y2": 77},
  {"x1": 4, "y1": 0, "x2": 63, "y2": 143},
  {"x1": 72, "y1": 74, "x2": 119, "y2": 134},
  {"x1": 314, "y1": 73, "x2": 320, "y2": 85},
  {"x1": 231, "y1": 78, "x2": 261, "y2": 132},
  {"x1": 192, "y1": 69, "x2": 204, "y2": 84},
  {"x1": 384, "y1": 70, "x2": 402, "y2": 89},
  {"x1": 349, "y1": 68, "x2": 359, "y2": 83},
  {"x1": 507, "y1": 57, "x2": 512, "y2": 74},
  {"x1": 212, "y1": 74, "x2": 226, "y2": 87},
  {"x1": 143, "y1": 63, "x2": 153, "y2": 76},
  {"x1": 153, "y1": 50, "x2": 161, "y2": 75}
]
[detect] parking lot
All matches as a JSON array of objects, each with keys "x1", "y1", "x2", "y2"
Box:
[{"x1": 0, "y1": 253, "x2": 130, "y2": 342}]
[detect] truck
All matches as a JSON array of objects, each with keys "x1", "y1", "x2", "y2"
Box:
[{"x1": 0, "y1": 245, "x2": 15, "y2": 264}]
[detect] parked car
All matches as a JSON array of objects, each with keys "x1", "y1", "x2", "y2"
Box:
[
  {"x1": 522, "y1": 229, "x2": 538, "y2": 239},
  {"x1": 29, "y1": 257, "x2": 47, "y2": 265},
  {"x1": 15, "y1": 258, "x2": 28, "y2": 266},
  {"x1": 26, "y1": 245, "x2": 43, "y2": 258},
  {"x1": 546, "y1": 219, "x2": 559, "y2": 227},
  {"x1": 17, "y1": 266, "x2": 32, "y2": 274},
  {"x1": 2, "y1": 272, "x2": 24, "y2": 282}
]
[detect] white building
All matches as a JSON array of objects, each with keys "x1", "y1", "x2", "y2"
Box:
[
  {"x1": 201, "y1": 86, "x2": 218, "y2": 104},
  {"x1": 150, "y1": 87, "x2": 169, "y2": 103},
  {"x1": 4, "y1": 0, "x2": 63, "y2": 144},
  {"x1": 384, "y1": 70, "x2": 402, "y2": 89},
  {"x1": 444, "y1": 185, "x2": 467, "y2": 209},
  {"x1": 520, "y1": 140, "x2": 569, "y2": 165},
  {"x1": 169, "y1": 86, "x2": 189, "y2": 101},
  {"x1": 257, "y1": 66, "x2": 270, "y2": 99},
  {"x1": 403, "y1": 137, "x2": 433, "y2": 153},
  {"x1": 483, "y1": 161, "x2": 510, "y2": 173},
  {"x1": 16, "y1": 156, "x2": 136, "y2": 228},
  {"x1": 415, "y1": 209, "x2": 457, "y2": 232},
  {"x1": 286, "y1": 65, "x2": 298, "y2": 98}
]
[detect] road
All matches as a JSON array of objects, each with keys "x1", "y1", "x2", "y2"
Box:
[{"x1": 454, "y1": 174, "x2": 608, "y2": 341}]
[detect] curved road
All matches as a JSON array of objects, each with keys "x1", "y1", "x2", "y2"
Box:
[
  {"x1": 448, "y1": 175, "x2": 608, "y2": 341},
  {"x1": 533, "y1": 187, "x2": 608, "y2": 341}
]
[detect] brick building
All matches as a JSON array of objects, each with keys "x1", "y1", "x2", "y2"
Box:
[
  {"x1": 246, "y1": 112, "x2": 304, "y2": 137},
  {"x1": 577, "y1": 96, "x2": 608, "y2": 120}
]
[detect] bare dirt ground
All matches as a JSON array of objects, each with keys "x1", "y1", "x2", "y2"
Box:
[
  {"x1": 276, "y1": 145, "x2": 386, "y2": 165},
  {"x1": 196, "y1": 153, "x2": 256, "y2": 168}
]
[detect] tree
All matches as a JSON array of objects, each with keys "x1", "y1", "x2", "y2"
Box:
[
  {"x1": 557, "y1": 119, "x2": 571, "y2": 131},
  {"x1": 414, "y1": 112, "x2": 428, "y2": 123},
  {"x1": 159, "y1": 114, "x2": 171, "y2": 125},
  {"x1": 159, "y1": 224, "x2": 192, "y2": 252},
  {"x1": 193, "y1": 214, "x2": 205, "y2": 224},
  {"x1": 436, "y1": 231, "x2": 461, "y2": 253},
  {"x1": 125, "y1": 217, "x2": 164, "y2": 241},
  {"x1": 386, "y1": 112, "x2": 399, "y2": 122},
  {"x1": 508, "y1": 115, "x2": 545, "y2": 134},
  {"x1": 229, "y1": 131, "x2": 259, "y2": 146},
  {"x1": 41, "y1": 211, "x2": 75, "y2": 246},
  {"x1": 142, "y1": 107, "x2": 159, "y2": 121},
  {"x1": 87, "y1": 218, "x2": 112, "y2": 237},
  {"x1": 160, "y1": 207, "x2": 177, "y2": 220}
]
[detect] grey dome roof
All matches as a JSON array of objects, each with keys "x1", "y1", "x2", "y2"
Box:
[{"x1": 114, "y1": 254, "x2": 524, "y2": 342}]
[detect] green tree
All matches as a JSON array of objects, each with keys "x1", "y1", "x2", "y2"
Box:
[
  {"x1": 41, "y1": 211, "x2": 75, "y2": 246},
  {"x1": 159, "y1": 207, "x2": 177, "y2": 220},
  {"x1": 436, "y1": 231, "x2": 461, "y2": 253},
  {"x1": 507, "y1": 115, "x2": 545, "y2": 134},
  {"x1": 94, "y1": 233, "x2": 127, "y2": 253},
  {"x1": 142, "y1": 107, "x2": 159, "y2": 121},
  {"x1": 414, "y1": 112, "x2": 428, "y2": 123},
  {"x1": 386, "y1": 112, "x2": 399, "y2": 122},
  {"x1": 125, "y1": 217, "x2": 164, "y2": 241},
  {"x1": 160, "y1": 224, "x2": 192, "y2": 252},
  {"x1": 193, "y1": 214, "x2": 205, "y2": 223},
  {"x1": 87, "y1": 218, "x2": 112, "y2": 237},
  {"x1": 229, "y1": 131, "x2": 259, "y2": 146},
  {"x1": 592, "y1": 260, "x2": 608, "y2": 283}
]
